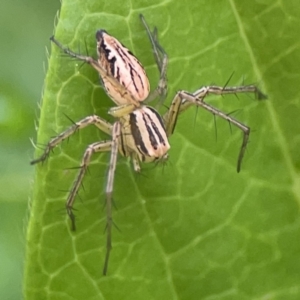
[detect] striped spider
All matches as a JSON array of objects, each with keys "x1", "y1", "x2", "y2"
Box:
[{"x1": 31, "y1": 15, "x2": 266, "y2": 275}]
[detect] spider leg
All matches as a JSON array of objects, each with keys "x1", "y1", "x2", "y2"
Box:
[
  {"x1": 66, "y1": 140, "x2": 112, "y2": 231},
  {"x1": 50, "y1": 36, "x2": 101, "y2": 72},
  {"x1": 108, "y1": 103, "x2": 136, "y2": 118},
  {"x1": 31, "y1": 115, "x2": 112, "y2": 165},
  {"x1": 140, "y1": 14, "x2": 163, "y2": 70},
  {"x1": 163, "y1": 84, "x2": 267, "y2": 172},
  {"x1": 131, "y1": 153, "x2": 141, "y2": 172},
  {"x1": 194, "y1": 85, "x2": 267, "y2": 100},
  {"x1": 103, "y1": 121, "x2": 121, "y2": 275},
  {"x1": 140, "y1": 14, "x2": 168, "y2": 106},
  {"x1": 50, "y1": 37, "x2": 141, "y2": 107}
]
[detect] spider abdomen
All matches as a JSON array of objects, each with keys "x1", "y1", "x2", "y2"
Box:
[
  {"x1": 120, "y1": 106, "x2": 170, "y2": 162},
  {"x1": 96, "y1": 30, "x2": 150, "y2": 105}
]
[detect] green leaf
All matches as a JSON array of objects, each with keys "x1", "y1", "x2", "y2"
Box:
[{"x1": 24, "y1": 0, "x2": 300, "y2": 299}]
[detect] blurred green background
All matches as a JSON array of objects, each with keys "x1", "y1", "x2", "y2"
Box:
[{"x1": 0, "y1": 1, "x2": 60, "y2": 299}]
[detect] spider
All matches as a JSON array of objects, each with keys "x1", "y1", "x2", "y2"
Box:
[{"x1": 31, "y1": 14, "x2": 267, "y2": 275}]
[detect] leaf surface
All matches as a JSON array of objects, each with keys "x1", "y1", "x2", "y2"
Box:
[{"x1": 25, "y1": 0, "x2": 300, "y2": 299}]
